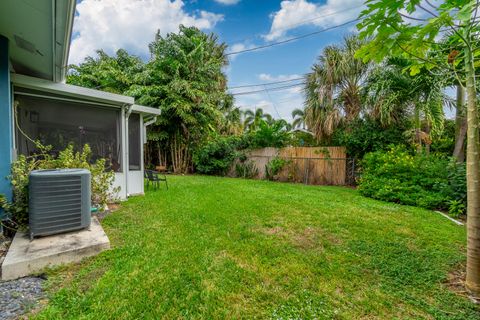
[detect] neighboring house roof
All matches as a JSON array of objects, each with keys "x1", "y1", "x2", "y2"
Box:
[{"x1": 0, "y1": 0, "x2": 75, "y2": 82}]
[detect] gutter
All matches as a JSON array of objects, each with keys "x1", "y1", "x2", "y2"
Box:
[
  {"x1": 60, "y1": 0, "x2": 77, "y2": 83},
  {"x1": 124, "y1": 104, "x2": 133, "y2": 197},
  {"x1": 52, "y1": 0, "x2": 77, "y2": 83},
  {"x1": 143, "y1": 116, "x2": 157, "y2": 146}
]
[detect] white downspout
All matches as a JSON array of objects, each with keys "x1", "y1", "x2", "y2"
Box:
[
  {"x1": 124, "y1": 104, "x2": 133, "y2": 197},
  {"x1": 143, "y1": 116, "x2": 157, "y2": 170}
]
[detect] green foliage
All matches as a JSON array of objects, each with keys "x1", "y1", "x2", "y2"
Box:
[
  {"x1": 331, "y1": 118, "x2": 409, "y2": 158},
  {"x1": 290, "y1": 131, "x2": 318, "y2": 147},
  {"x1": 440, "y1": 161, "x2": 467, "y2": 215},
  {"x1": 133, "y1": 26, "x2": 230, "y2": 173},
  {"x1": 430, "y1": 119, "x2": 456, "y2": 156},
  {"x1": 243, "y1": 108, "x2": 273, "y2": 131},
  {"x1": 68, "y1": 26, "x2": 231, "y2": 173},
  {"x1": 234, "y1": 159, "x2": 258, "y2": 179},
  {"x1": 2, "y1": 144, "x2": 117, "y2": 228},
  {"x1": 356, "y1": 0, "x2": 477, "y2": 73},
  {"x1": 67, "y1": 49, "x2": 144, "y2": 95},
  {"x1": 304, "y1": 34, "x2": 371, "y2": 142},
  {"x1": 249, "y1": 120, "x2": 291, "y2": 149},
  {"x1": 358, "y1": 146, "x2": 465, "y2": 211},
  {"x1": 449, "y1": 200, "x2": 466, "y2": 218},
  {"x1": 265, "y1": 157, "x2": 291, "y2": 181},
  {"x1": 193, "y1": 136, "x2": 243, "y2": 176}
]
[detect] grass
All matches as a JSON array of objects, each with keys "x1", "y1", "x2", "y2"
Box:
[{"x1": 34, "y1": 175, "x2": 479, "y2": 319}]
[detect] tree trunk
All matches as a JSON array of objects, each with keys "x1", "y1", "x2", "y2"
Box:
[
  {"x1": 464, "y1": 43, "x2": 480, "y2": 297},
  {"x1": 453, "y1": 85, "x2": 467, "y2": 162},
  {"x1": 424, "y1": 121, "x2": 431, "y2": 156},
  {"x1": 414, "y1": 107, "x2": 422, "y2": 153}
]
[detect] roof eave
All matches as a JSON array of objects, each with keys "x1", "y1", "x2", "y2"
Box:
[
  {"x1": 54, "y1": 0, "x2": 76, "y2": 83},
  {"x1": 12, "y1": 73, "x2": 134, "y2": 106}
]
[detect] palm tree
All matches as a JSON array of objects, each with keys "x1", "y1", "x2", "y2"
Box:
[
  {"x1": 364, "y1": 57, "x2": 451, "y2": 153},
  {"x1": 243, "y1": 108, "x2": 273, "y2": 131},
  {"x1": 291, "y1": 108, "x2": 305, "y2": 129},
  {"x1": 304, "y1": 35, "x2": 372, "y2": 142}
]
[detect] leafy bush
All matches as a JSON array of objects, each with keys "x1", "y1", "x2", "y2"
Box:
[
  {"x1": 448, "y1": 200, "x2": 465, "y2": 218},
  {"x1": 358, "y1": 146, "x2": 465, "y2": 212},
  {"x1": 331, "y1": 118, "x2": 409, "y2": 159},
  {"x1": 193, "y1": 136, "x2": 243, "y2": 175},
  {"x1": 439, "y1": 161, "x2": 467, "y2": 214},
  {"x1": 265, "y1": 157, "x2": 291, "y2": 181},
  {"x1": 249, "y1": 120, "x2": 291, "y2": 149},
  {"x1": 1, "y1": 144, "x2": 118, "y2": 229},
  {"x1": 234, "y1": 159, "x2": 258, "y2": 179}
]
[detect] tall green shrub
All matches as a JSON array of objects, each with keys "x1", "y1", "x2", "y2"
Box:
[
  {"x1": 193, "y1": 136, "x2": 243, "y2": 176},
  {"x1": 1, "y1": 144, "x2": 118, "y2": 229},
  {"x1": 358, "y1": 146, "x2": 465, "y2": 211}
]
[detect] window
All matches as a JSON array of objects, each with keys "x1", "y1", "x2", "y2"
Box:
[
  {"x1": 14, "y1": 92, "x2": 122, "y2": 172},
  {"x1": 128, "y1": 113, "x2": 141, "y2": 170}
]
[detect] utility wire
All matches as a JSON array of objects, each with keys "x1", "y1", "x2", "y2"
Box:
[
  {"x1": 230, "y1": 83, "x2": 305, "y2": 96},
  {"x1": 227, "y1": 4, "x2": 364, "y2": 45},
  {"x1": 263, "y1": 85, "x2": 282, "y2": 119},
  {"x1": 226, "y1": 19, "x2": 359, "y2": 56},
  {"x1": 228, "y1": 76, "x2": 307, "y2": 89}
]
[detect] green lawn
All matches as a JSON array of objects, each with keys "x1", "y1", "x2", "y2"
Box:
[{"x1": 35, "y1": 175, "x2": 479, "y2": 319}]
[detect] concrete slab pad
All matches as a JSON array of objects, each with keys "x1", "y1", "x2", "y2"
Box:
[{"x1": 1, "y1": 217, "x2": 110, "y2": 280}]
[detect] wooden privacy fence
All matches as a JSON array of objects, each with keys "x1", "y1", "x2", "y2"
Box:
[{"x1": 237, "y1": 147, "x2": 352, "y2": 186}]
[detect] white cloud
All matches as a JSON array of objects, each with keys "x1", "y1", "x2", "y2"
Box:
[
  {"x1": 233, "y1": 73, "x2": 305, "y2": 121},
  {"x1": 265, "y1": 0, "x2": 364, "y2": 41},
  {"x1": 258, "y1": 73, "x2": 302, "y2": 81},
  {"x1": 226, "y1": 42, "x2": 256, "y2": 61},
  {"x1": 69, "y1": 0, "x2": 223, "y2": 65},
  {"x1": 214, "y1": 0, "x2": 240, "y2": 5}
]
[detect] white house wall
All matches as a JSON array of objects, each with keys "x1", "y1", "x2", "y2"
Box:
[{"x1": 113, "y1": 172, "x2": 127, "y2": 200}]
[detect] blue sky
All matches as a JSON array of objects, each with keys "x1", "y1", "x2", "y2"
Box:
[{"x1": 69, "y1": 1, "x2": 366, "y2": 120}]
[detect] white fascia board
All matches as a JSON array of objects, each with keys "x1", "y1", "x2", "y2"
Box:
[
  {"x1": 131, "y1": 104, "x2": 161, "y2": 116},
  {"x1": 55, "y1": 0, "x2": 77, "y2": 83},
  {"x1": 11, "y1": 74, "x2": 134, "y2": 106}
]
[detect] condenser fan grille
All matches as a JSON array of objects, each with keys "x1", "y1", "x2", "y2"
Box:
[{"x1": 29, "y1": 169, "x2": 91, "y2": 238}]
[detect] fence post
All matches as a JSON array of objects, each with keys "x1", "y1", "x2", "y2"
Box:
[{"x1": 305, "y1": 158, "x2": 310, "y2": 185}]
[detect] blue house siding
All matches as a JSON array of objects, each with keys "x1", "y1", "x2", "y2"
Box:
[{"x1": 0, "y1": 35, "x2": 13, "y2": 201}]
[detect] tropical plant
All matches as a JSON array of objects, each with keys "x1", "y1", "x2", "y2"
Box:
[
  {"x1": 364, "y1": 57, "x2": 451, "y2": 153},
  {"x1": 249, "y1": 119, "x2": 291, "y2": 148},
  {"x1": 291, "y1": 108, "x2": 306, "y2": 129},
  {"x1": 356, "y1": 0, "x2": 480, "y2": 296},
  {"x1": 235, "y1": 159, "x2": 258, "y2": 179},
  {"x1": 243, "y1": 108, "x2": 273, "y2": 131},
  {"x1": 331, "y1": 117, "x2": 410, "y2": 159},
  {"x1": 131, "y1": 26, "x2": 230, "y2": 173},
  {"x1": 304, "y1": 34, "x2": 372, "y2": 142},
  {"x1": 67, "y1": 49, "x2": 144, "y2": 95},
  {"x1": 221, "y1": 104, "x2": 244, "y2": 135},
  {"x1": 265, "y1": 157, "x2": 291, "y2": 181}
]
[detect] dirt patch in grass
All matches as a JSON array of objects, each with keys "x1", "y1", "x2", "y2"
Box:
[
  {"x1": 292, "y1": 227, "x2": 318, "y2": 250},
  {"x1": 257, "y1": 225, "x2": 341, "y2": 251},
  {"x1": 95, "y1": 203, "x2": 122, "y2": 222},
  {"x1": 445, "y1": 264, "x2": 480, "y2": 304},
  {"x1": 262, "y1": 226, "x2": 284, "y2": 236}
]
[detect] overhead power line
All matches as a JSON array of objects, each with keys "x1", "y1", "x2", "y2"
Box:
[
  {"x1": 226, "y1": 19, "x2": 359, "y2": 56},
  {"x1": 228, "y1": 4, "x2": 364, "y2": 45},
  {"x1": 228, "y1": 76, "x2": 307, "y2": 89},
  {"x1": 230, "y1": 83, "x2": 304, "y2": 96}
]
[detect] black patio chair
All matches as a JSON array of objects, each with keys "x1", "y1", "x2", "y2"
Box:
[{"x1": 144, "y1": 169, "x2": 168, "y2": 190}]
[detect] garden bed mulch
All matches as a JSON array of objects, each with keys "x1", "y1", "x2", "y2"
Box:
[{"x1": 1, "y1": 234, "x2": 46, "y2": 320}]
